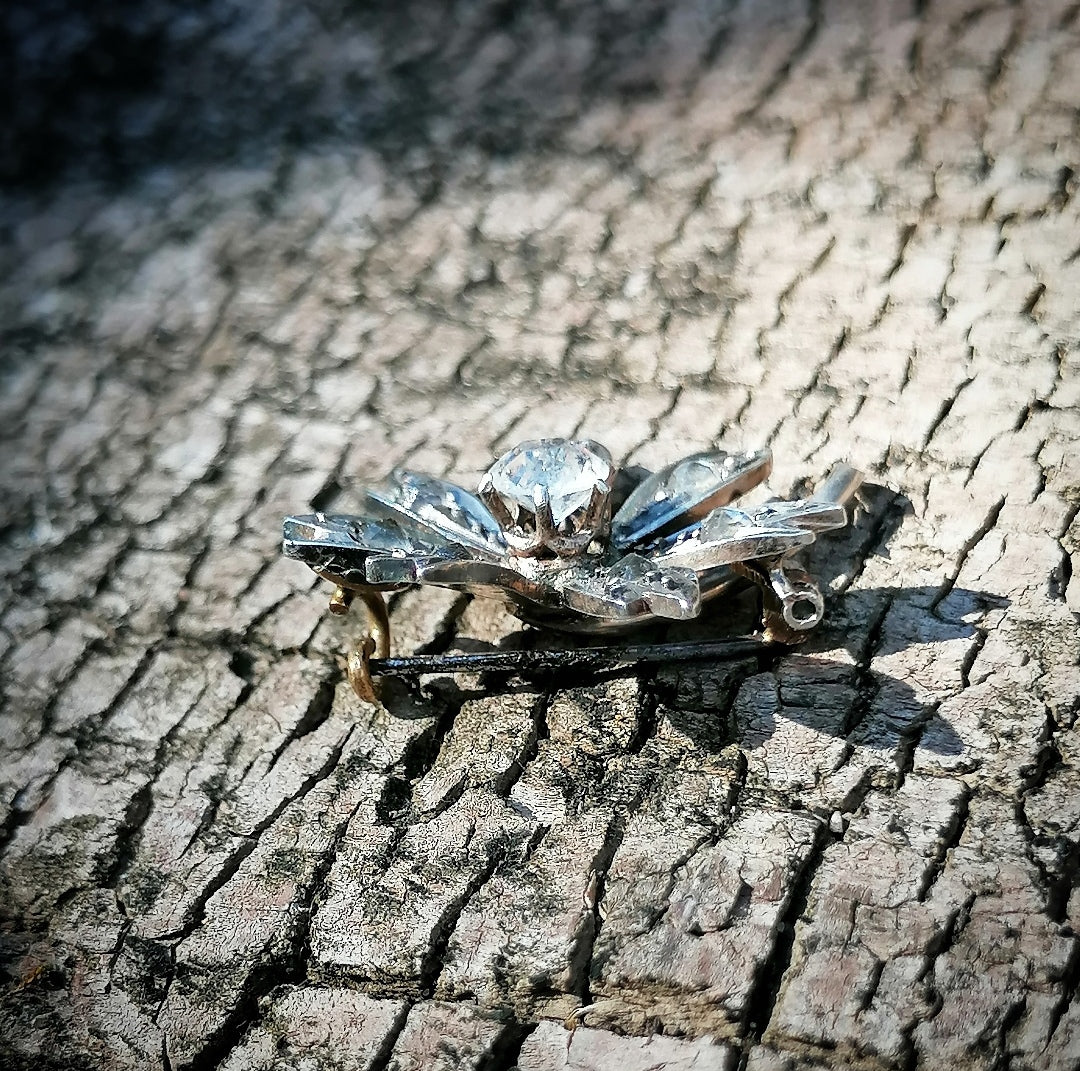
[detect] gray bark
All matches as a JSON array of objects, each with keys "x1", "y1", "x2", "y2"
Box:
[{"x1": 2, "y1": 0, "x2": 1079, "y2": 1068}]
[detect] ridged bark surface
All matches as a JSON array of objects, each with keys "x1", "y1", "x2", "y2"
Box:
[{"x1": 2, "y1": 1, "x2": 1079, "y2": 1068}]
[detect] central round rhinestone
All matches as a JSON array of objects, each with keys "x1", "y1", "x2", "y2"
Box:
[{"x1": 488, "y1": 439, "x2": 611, "y2": 526}]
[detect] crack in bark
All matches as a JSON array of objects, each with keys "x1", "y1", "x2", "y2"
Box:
[
  {"x1": 262, "y1": 670, "x2": 340, "y2": 776},
  {"x1": 833, "y1": 488, "x2": 910, "y2": 596},
  {"x1": 362, "y1": 1001, "x2": 414, "y2": 1071},
  {"x1": 180, "y1": 787, "x2": 373, "y2": 1071},
  {"x1": 495, "y1": 692, "x2": 550, "y2": 806},
  {"x1": 921, "y1": 376, "x2": 973, "y2": 450},
  {"x1": 178, "y1": 734, "x2": 246, "y2": 861},
  {"x1": 739, "y1": 0, "x2": 823, "y2": 124},
  {"x1": 477, "y1": 1019, "x2": 539, "y2": 1071},
  {"x1": 0, "y1": 638, "x2": 159, "y2": 858},
  {"x1": 417, "y1": 838, "x2": 514, "y2": 999},
  {"x1": 893, "y1": 698, "x2": 943, "y2": 790},
  {"x1": 930, "y1": 496, "x2": 1007, "y2": 611},
  {"x1": 917, "y1": 785, "x2": 971, "y2": 902},
  {"x1": 156, "y1": 724, "x2": 358, "y2": 943},
  {"x1": 883, "y1": 223, "x2": 919, "y2": 283},
  {"x1": 571, "y1": 813, "x2": 634, "y2": 1008},
  {"x1": 743, "y1": 817, "x2": 830, "y2": 1042},
  {"x1": 1044, "y1": 932, "x2": 1080, "y2": 1049}
]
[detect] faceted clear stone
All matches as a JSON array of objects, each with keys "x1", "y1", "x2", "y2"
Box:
[{"x1": 486, "y1": 439, "x2": 612, "y2": 525}]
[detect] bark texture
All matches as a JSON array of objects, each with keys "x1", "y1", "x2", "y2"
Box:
[{"x1": 2, "y1": 0, "x2": 1080, "y2": 1068}]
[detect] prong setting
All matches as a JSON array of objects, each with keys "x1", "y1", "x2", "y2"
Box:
[
  {"x1": 477, "y1": 471, "x2": 515, "y2": 530},
  {"x1": 479, "y1": 438, "x2": 615, "y2": 558}
]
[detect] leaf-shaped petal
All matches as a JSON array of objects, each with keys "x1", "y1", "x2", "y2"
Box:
[
  {"x1": 653, "y1": 506, "x2": 815, "y2": 570},
  {"x1": 611, "y1": 448, "x2": 772, "y2": 549},
  {"x1": 282, "y1": 492, "x2": 482, "y2": 587},
  {"x1": 557, "y1": 553, "x2": 701, "y2": 621},
  {"x1": 372, "y1": 471, "x2": 506, "y2": 554},
  {"x1": 751, "y1": 499, "x2": 848, "y2": 533},
  {"x1": 283, "y1": 510, "x2": 436, "y2": 561},
  {"x1": 415, "y1": 558, "x2": 552, "y2": 605}
]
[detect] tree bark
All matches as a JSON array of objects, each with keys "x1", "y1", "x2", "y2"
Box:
[{"x1": 2, "y1": 1, "x2": 1079, "y2": 1068}]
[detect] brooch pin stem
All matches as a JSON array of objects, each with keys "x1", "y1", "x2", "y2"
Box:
[{"x1": 364, "y1": 635, "x2": 770, "y2": 681}]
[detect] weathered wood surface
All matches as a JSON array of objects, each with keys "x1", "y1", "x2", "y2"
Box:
[{"x1": 2, "y1": 0, "x2": 1079, "y2": 1068}]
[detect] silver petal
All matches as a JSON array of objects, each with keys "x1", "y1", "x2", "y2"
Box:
[
  {"x1": 611, "y1": 448, "x2": 772, "y2": 549},
  {"x1": 653, "y1": 506, "x2": 815, "y2": 570},
  {"x1": 751, "y1": 499, "x2": 848, "y2": 533},
  {"x1": 415, "y1": 558, "x2": 553, "y2": 605},
  {"x1": 558, "y1": 553, "x2": 701, "y2": 621},
  {"x1": 372, "y1": 471, "x2": 506, "y2": 553},
  {"x1": 283, "y1": 494, "x2": 476, "y2": 587},
  {"x1": 283, "y1": 509, "x2": 442, "y2": 561}
]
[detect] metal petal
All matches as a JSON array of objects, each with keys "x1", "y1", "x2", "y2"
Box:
[
  {"x1": 283, "y1": 494, "x2": 481, "y2": 591},
  {"x1": 371, "y1": 471, "x2": 506, "y2": 554},
  {"x1": 414, "y1": 558, "x2": 553, "y2": 605},
  {"x1": 557, "y1": 553, "x2": 701, "y2": 621},
  {"x1": 652, "y1": 506, "x2": 816, "y2": 570},
  {"x1": 611, "y1": 448, "x2": 772, "y2": 549},
  {"x1": 750, "y1": 499, "x2": 848, "y2": 533}
]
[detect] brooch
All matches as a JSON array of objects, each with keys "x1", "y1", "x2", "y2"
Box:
[{"x1": 283, "y1": 439, "x2": 863, "y2": 701}]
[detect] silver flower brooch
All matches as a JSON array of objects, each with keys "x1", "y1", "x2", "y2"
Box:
[{"x1": 283, "y1": 439, "x2": 863, "y2": 701}]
